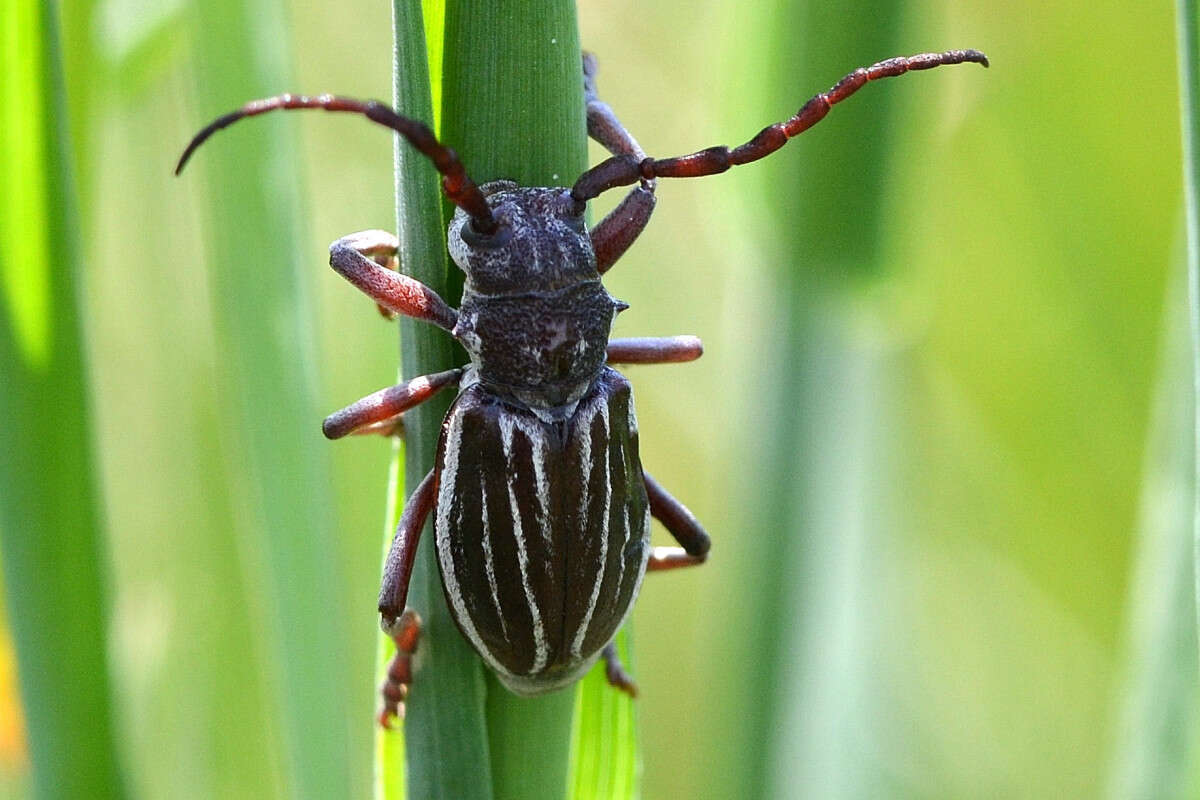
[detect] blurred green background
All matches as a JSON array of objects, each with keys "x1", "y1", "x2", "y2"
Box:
[{"x1": 1, "y1": 0, "x2": 1194, "y2": 797}]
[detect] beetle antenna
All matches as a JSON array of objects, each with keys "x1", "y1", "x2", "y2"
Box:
[
  {"x1": 176, "y1": 94, "x2": 499, "y2": 233},
  {"x1": 570, "y1": 49, "x2": 988, "y2": 204}
]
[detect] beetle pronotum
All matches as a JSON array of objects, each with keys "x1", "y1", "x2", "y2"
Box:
[{"x1": 177, "y1": 47, "x2": 987, "y2": 724}]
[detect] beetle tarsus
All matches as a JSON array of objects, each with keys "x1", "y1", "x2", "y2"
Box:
[{"x1": 379, "y1": 608, "x2": 422, "y2": 727}]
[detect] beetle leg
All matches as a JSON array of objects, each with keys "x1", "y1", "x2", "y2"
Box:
[
  {"x1": 379, "y1": 609, "x2": 421, "y2": 727},
  {"x1": 330, "y1": 232, "x2": 459, "y2": 332},
  {"x1": 322, "y1": 368, "x2": 463, "y2": 439},
  {"x1": 378, "y1": 469, "x2": 437, "y2": 726},
  {"x1": 582, "y1": 53, "x2": 657, "y2": 274},
  {"x1": 330, "y1": 229, "x2": 403, "y2": 319},
  {"x1": 601, "y1": 641, "x2": 638, "y2": 698},
  {"x1": 643, "y1": 471, "x2": 710, "y2": 571},
  {"x1": 606, "y1": 336, "x2": 702, "y2": 365},
  {"x1": 646, "y1": 546, "x2": 705, "y2": 572}
]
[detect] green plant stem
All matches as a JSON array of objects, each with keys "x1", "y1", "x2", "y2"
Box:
[
  {"x1": 0, "y1": 2, "x2": 126, "y2": 797},
  {"x1": 441, "y1": 3, "x2": 586, "y2": 798},
  {"x1": 384, "y1": 1, "x2": 590, "y2": 797},
  {"x1": 387, "y1": 3, "x2": 492, "y2": 800}
]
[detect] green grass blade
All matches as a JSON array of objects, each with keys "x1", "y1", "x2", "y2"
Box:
[
  {"x1": 1106, "y1": 266, "x2": 1200, "y2": 798},
  {"x1": 1182, "y1": 0, "x2": 1200, "y2": 672},
  {"x1": 0, "y1": 2, "x2": 127, "y2": 797},
  {"x1": 566, "y1": 630, "x2": 639, "y2": 800},
  {"x1": 388, "y1": 2, "x2": 492, "y2": 799},
  {"x1": 440, "y1": 2, "x2": 588, "y2": 797},
  {"x1": 727, "y1": 4, "x2": 908, "y2": 797},
  {"x1": 383, "y1": 2, "x2": 638, "y2": 796},
  {"x1": 376, "y1": 444, "x2": 408, "y2": 800},
  {"x1": 186, "y1": 1, "x2": 356, "y2": 796}
]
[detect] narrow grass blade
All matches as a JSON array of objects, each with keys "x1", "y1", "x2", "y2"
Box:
[
  {"x1": 729, "y1": 4, "x2": 907, "y2": 797},
  {"x1": 566, "y1": 630, "x2": 639, "y2": 800},
  {"x1": 441, "y1": 2, "x2": 589, "y2": 797},
  {"x1": 185, "y1": 1, "x2": 356, "y2": 796},
  {"x1": 0, "y1": 2, "x2": 127, "y2": 797},
  {"x1": 387, "y1": 2, "x2": 492, "y2": 799},
  {"x1": 1106, "y1": 266, "x2": 1200, "y2": 798},
  {"x1": 1181, "y1": 0, "x2": 1200, "y2": 669}
]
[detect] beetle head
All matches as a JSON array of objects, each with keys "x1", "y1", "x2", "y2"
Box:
[{"x1": 447, "y1": 182, "x2": 597, "y2": 295}]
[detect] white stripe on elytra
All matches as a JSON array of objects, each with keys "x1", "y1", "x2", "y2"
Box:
[
  {"x1": 526, "y1": 422, "x2": 552, "y2": 544},
  {"x1": 436, "y1": 409, "x2": 510, "y2": 677},
  {"x1": 501, "y1": 418, "x2": 549, "y2": 674},
  {"x1": 612, "y1": 434, "x2": 630, "y2": 598},
  {"x1": 478, "y1": 487, "x2": 508, "y2": 642},
  {"x1": 572, "y1": 399, "x2": 610, "y2": 658},
  {"x1": 626, "y1": 386, "x2": 638, "y2": 436}
]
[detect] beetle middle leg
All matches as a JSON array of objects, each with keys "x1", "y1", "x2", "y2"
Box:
[
  {"x1": 378, "y1": 469, "x2": 437, "y2": 725},
  {"x1": 606, "y1": 336, "x2": 703, "y2": 365},
  {"x1": 583, "y1": 53, "x2": 657, "y2": 274},
  {"x1": 322, "y1": 368, "x2": 464, "y2": 439},
  {"x1": 643, "y1": 471, "x2": 710, "y2": 572}
]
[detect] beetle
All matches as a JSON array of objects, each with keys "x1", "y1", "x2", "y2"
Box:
[{"x1": 176, "y1": 48, "x2": 988, "y2": 723}]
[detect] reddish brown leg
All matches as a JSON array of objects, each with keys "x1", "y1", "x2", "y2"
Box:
[
  {"x1": 322, "y1": 368, "x2": 463, "y2": 439},
  {"x1": 583, "y1": 54, "x2": 657, "y2": 274},
  {"x1": 378, "y1": 469, "x2": 437, "y2": 726},
  {"x1": 643, "y1": 471, "x2": 710, "y2": 572},
  {"x1": 330, "y1": 232, "x2": 459, "y2": 331},
  {"x1": 607, "y1": 336, "x2": 702, "y2": 365},
  {"x1": 601, "y1": 642, "x2": 638, "y2": 698},
  {"x1": 572, "y1": 49, "x2": 988, "y2": 202},
  {"x1": 328, "y1": 229, "x2": 403, "y2": 319}
]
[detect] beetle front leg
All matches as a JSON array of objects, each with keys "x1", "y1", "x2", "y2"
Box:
[
  {"x1": 322, "y1": 368, "x2": 464, "y2": 439},
  {"x1": 330, "y1": 232, "x2": 459, "y2": 331},
  {"x1": 643, "y1": 471, "x2": 710, "y2": 572},
  {"x1": 583, "y1": 54, "x2": 657, "y2": 274},
  {"x1": 330, "y1": 229, "x2": 404, "y2": 319},
  {"x1": 378, "y1": 469, "x2": 437, "y2": 725}
]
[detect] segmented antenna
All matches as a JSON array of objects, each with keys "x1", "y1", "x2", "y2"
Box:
[
  {"x1": 571, "y1": 49, "x2": 989, "y2": 203},
  {"x1": 176, "y1": 93, "x2": 499, "y2": 234}
]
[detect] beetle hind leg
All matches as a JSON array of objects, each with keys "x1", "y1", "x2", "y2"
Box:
[
  {"x1": 643, "y1": 471, "x2": 710, "y2": 572},
  {"x1": 601, "y1": 641, "x2": 638, "y2": 698},
  {"x1": 376, "y1": 469, "x2": 437, "y2": 726}
]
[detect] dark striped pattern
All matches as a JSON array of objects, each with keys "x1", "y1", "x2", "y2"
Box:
[{"x1": 434, "y1": 368, "x2": 650, "y2": 694}]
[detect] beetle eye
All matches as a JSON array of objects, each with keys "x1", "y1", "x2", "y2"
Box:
[{"x1": 462, "y1": 220, "x2": 513, "y2": 249}]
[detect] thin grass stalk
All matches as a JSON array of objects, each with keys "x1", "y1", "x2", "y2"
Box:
[
  {"x1": 383, "y1": 1, "x2": 638, "y2": 796},
  {"x1": 1181, "y1": 0, "x2": 1200, "y2": 672},
  {"x1": 0, "y1": 1, "x2": 126, "y2": 797},
  {"x1": 187, "y1": 0, "x2": 355, "y2": 795},
  {"x1": 382, "y1": 3, "x2": 492, "y2": 799},
  {"x1": 733, "y1": 2, "x2": 905, "y2": 797},
  {"x1": 1106, "y1": 265, "x2": 1200, "y2": 798},
  {"x1": 440, "y1": 3, "x2": 585, "y2": 797}
]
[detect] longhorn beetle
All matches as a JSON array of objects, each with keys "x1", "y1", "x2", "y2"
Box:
[{"x1": 177, "y1": 48, "x2": 988, "y2": 724}]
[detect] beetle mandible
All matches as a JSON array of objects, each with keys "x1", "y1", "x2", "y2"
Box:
[{"x1": 176, "y1": 48, "x2": 988, "y2": 724}]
